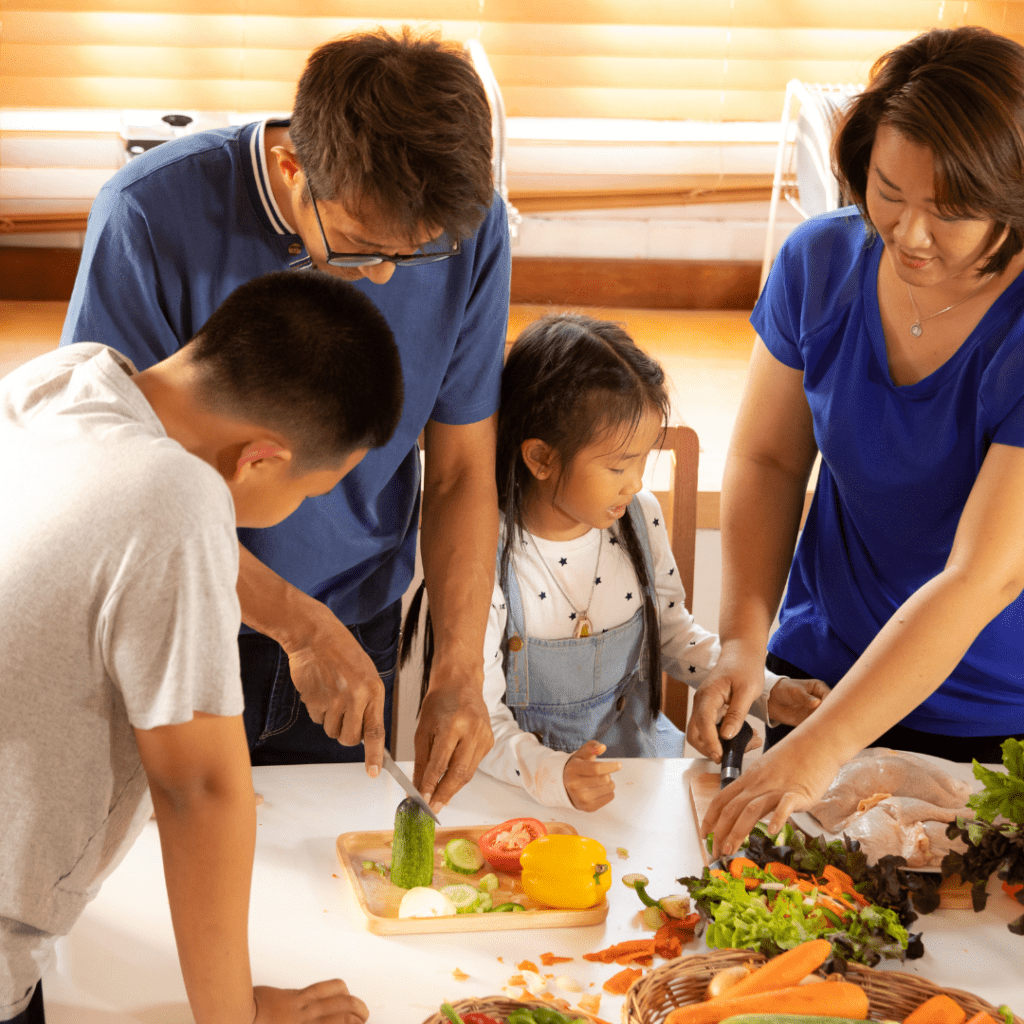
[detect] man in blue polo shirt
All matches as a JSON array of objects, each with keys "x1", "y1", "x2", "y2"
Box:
[{"x1": 61, "y1": 27, "x2": 511, "y2": 811}]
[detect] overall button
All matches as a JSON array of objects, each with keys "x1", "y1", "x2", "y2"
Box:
[{"x1": 615, "y1": 694, "x2": 626, "y2": 712}]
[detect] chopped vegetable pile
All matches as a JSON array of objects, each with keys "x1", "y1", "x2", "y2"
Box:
[
  {"x1": 679, "y1": 823, "x2": 927, "y2": 966},
  {"x1": 940, "y1": 738, "x2": 1024, "y2": 936}
]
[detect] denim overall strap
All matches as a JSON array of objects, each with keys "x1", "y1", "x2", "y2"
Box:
[
  {"x1": 499, "y1": 535, "x2": 531, "y2": 708},
  {"x1": 498, "y1": 499, "x2": 685, "y2": 758}
]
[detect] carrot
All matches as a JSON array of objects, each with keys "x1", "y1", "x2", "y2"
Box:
[
  {"x1": 707, "y1": 938, "x2": 832, "y2": 1001},
  {"x1": 962, "y1": 1013, "x2": 999, "y2": 1024},
  {"x1": 1004, "y1": 881, "x2": 1023, "y2": 899},
  {"x1": 539, "y1": 952, "x2": 574, "y2": 966},
  {"x1": 517, "y1": 959, "x2": 539, "y2": 973},
  {"x1": 602, "y1": 967, "x2": 643, "y2": 995},
  {"x1": 583, "y1": 939, "x2": 654, "y2": 964},
  {"x1": 765, "y1": 861, "x2": 799, "y2": 883},
  {"x1": 728, "y1": 857, "x2": 763, "y2": 889},
  {"x1": 665, "y1": 980, "x2": 869, "y2": 1024},
  {"x1": 903, "y1": 994, "x2": 967, "y2": 1024}
]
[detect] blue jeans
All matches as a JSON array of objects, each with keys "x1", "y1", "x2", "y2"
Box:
[
  {"x1": 240, "y1": 599, "x2": 400, "y2": 766},
  {"x1": 5, "y1": 982, "x2": 44, "y2": 1024}
]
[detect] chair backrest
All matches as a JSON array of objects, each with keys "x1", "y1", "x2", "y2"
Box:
[
  {"x1": 651, "y1": 424, "x2": 699, "y2": 731},
  {"x1": 653, "y1": 424, "x2": 699, "y2": 613}
]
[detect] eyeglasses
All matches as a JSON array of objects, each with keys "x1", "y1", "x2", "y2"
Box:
[{"x1": 289, "y1": 183, "x2": 461, "y2": 269}]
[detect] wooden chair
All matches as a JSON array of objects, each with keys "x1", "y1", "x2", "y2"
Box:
[{"x1": 649, "y1": 425, "x2": 700, "y2": 732}]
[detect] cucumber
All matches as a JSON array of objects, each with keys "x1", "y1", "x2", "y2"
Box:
[
  {"x1": 720, "y1": 1017, "x2": 872, "y2": 1024},
  {"x1": 390, "y1": 797, "x2": 435, "y2": 889},
  {"x1": 440, "y1": 882, "x2": 485, "y2": 913},
  {"x1": 442, "y1": 837, "x2": 485, "y2": 875}
]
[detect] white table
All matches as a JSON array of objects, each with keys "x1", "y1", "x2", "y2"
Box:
[{"x1": 40, "y1": 759, "x2": 1024, "y2": 1023}]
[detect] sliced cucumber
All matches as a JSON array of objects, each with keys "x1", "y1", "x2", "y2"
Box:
[
  {"x1": 478, "y1": 872, "x2": 499, "y2": 893},
  {"x1": 442, "y1": 837, "x2": 485, "y2": 875},
  {"x1": 440, "y1": 882, "x2": 485, "y2": 913},
  {"x1": 474, "y1": 892, "x2": 493, "y2": 913},
  {"x1": 491, "y1": 901, "x2": 525, "y2": 912}
]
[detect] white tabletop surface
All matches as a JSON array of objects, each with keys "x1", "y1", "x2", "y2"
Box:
[{"x1": 40, "y1": 758, "x2": 1024, "y2": 1023}]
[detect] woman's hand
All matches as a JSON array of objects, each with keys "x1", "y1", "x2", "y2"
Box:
[
  {"x1": 701, "y1": 731, "x2": 843, "y2": 858},
  {"x1": 253, "y1": 980, "x2": 368, "y2": 1024},
  {"x1": 686, "y1": 641, "x2": 768, "y2": 761},
  {"x1": 766, "y1": 677, "x2": 830, "y2": 725},
  {"x1": 564, "y1": 740, "x2": 621, "y2": 811}
]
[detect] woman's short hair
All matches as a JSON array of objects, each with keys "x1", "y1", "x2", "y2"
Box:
[
  {"x1": 833, "y1": 26, "x2": 1024, "y2": 275},
  {"x1": 290, "y1": 26, "x2": 494, "y2": 244}
]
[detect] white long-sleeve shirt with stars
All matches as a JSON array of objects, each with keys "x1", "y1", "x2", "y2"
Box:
[{"x1": 478, "y1": 490, "x2": 785, "y2": 809}]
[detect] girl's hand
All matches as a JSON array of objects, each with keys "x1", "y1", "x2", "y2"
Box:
[
  {"x1": 253, "y1": 980, "x2": 368, "y2": 1024},
  {"x1": 564, "y1": 740, "x2": 620, "y2": 811},
  {"x1": 766, "y1": 677, "x2": 830, "y2": 726}
]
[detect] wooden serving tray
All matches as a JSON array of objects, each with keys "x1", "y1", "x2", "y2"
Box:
[{"x1": 335, "y1": 821, "x2": 609, "y2": 934}]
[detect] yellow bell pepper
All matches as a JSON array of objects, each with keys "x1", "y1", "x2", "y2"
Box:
[{"x1": 520, "y1": 834, "x2": 611, "y2": 909}]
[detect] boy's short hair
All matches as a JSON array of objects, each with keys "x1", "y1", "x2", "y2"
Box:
[
  {"x1": 833, "y1": 26, "x2": 1024, "y2": 275},
  {"x1": 289, "y1": 26, "x2": 494, "y2": 243},
  {"x1": 186, "y1": 271, "x2": 403, "y2": 471}
]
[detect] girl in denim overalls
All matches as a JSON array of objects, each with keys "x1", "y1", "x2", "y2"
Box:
[{"x1": 403, "y1": 314, "x2": 828, "y2": 811}]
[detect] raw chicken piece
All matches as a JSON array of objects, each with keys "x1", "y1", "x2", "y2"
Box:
[
  {"x1": 873, "y1": 795, "x2": 973, "y2": 827},
  {"x1": 808, "y1": 748, "x2": 972, "y2": 832},
  {"x1": 842, "y1": 810, "x2": 945, "y2": 868}
]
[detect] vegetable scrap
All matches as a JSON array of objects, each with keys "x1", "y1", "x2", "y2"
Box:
[
  {"x1": 602, "y1": 967, "x2": 642, "y2": 995},
  {"x1": 451, "y1": 967, "x2": 470, "y2": 981},
  {"x1": 539, "y1": 953, "x2": 574, "y2": 966},
  {"x1": 582, "y1": 914, "x2": 700, "y2": 970},
  {"x1": 941, "y1": 739, "x2": 1024, "y2": 935}
]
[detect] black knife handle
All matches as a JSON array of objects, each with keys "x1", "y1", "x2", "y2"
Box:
[{"x1": 719, "y1": 720, "x2": 754, "y2": 788}]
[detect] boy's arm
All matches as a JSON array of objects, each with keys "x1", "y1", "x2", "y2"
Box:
[
  {"x1": 134, "y1": 712, "x2": 259, "y2": 1024},
  {"x1": 134, "y1": 712, "x2": 367, "y2": 1024}
]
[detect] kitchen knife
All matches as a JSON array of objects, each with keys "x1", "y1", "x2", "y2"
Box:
[
  {"x1": 719, "y1": 720, "x2": 754, "y2": 789},
  {"x1": 381, "y1": 749, "x2": 440, "y2": 824}
]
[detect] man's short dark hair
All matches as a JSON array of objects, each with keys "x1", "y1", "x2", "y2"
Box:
[
  {"x1": 289, "y1": 26, "x2": 494, "y2": 243},
  {"x1": 833, "y1": 26, "x2": 1024, "y2": 275},
  {"x1": 186, "y1": 271, "x2": 403, "y2": 471}
]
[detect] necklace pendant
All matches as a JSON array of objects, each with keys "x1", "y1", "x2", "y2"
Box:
[
  {"x1": 574, "y1": 614, "x2": 592, "y2": 639},
  {"x1": 910, "y1": 322, "x2": 923, "y2": 337}
]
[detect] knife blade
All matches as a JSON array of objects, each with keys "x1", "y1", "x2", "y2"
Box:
[
  {"x1": 381, "y1": 750, "x2": 440, "y2": 824},
  {"x1": 719, "y1": 720, "x2": 754, "y2": 789}
]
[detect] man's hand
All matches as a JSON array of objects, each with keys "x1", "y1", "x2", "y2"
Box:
[
  {"x1": 284, "y1": 612, "x2": 387, "y2": 775},
  {"x1": 253, "y1": 981, "x2": 368, "y2": 1024},
  {"x1": 413, "y1": 674, "x2": 494, "y2": 812},
  {"x1": 766, "y1": 677, "x2": 829, "y2": 726},
  {"x1": 564, "y1": 740, "x2": 620, "y2": 811},
  {"x1": 686, "y1": 644, "x2": 767, "y2": 762}
]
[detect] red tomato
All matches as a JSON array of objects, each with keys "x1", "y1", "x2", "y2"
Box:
[
  {"x1": 461, "y1": 1014, "x2": 503, "y2": 1024},
  {"x1": 477, "y1": 817, "x2": 548, "y2": 873}
]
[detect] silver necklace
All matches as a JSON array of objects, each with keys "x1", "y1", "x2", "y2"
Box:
[
  {"x1": 906, "y1": 275, "x2": 993, "y2": 337},
  {"x1": 532, "y1": 530, "x2": 603, "y2": 638}
]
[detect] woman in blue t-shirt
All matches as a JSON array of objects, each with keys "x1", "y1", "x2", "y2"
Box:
[{"x1": 693, "y1": 25, "x2": 1024, "y2": 856}]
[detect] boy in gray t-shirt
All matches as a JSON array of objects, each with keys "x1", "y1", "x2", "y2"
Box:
[{"x1": 0, "y1": 271, "x2": 403, "y2": 1024}]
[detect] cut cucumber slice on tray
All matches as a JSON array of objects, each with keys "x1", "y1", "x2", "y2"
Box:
[
  {"x1": 440, "y1": 883, "x2": 486, "y2": 913},
  {"x1": 442, "y1": 837, "x2": 485, "y2": 875}
]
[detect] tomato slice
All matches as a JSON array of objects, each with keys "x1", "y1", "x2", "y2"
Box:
[
  {"x1": 460, "y1": 1014, "x2": 504, "y2": 1024},
  {"x1": 477, "y1": 817, "x2": 548, "y2": 873}
]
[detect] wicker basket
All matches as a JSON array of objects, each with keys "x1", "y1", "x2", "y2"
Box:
[
  {"x1": 419, "y1": 995, "x2": 593, "y2": 1024},
  {"x1": 622, "y1": 949, "x2": 1023, "y2": 1024}
]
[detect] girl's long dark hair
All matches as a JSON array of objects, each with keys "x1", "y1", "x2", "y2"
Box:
[{"x1": 401, "y1": 312, "x2": 672, "y2": 714}]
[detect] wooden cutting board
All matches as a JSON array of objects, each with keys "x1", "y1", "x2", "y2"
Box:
[
  {"x1": 336, "y1": 821, "x2": 610, "y2": 934},
  {"x1": 687, "y1": 771, "x2": 722, "y2": 866}
]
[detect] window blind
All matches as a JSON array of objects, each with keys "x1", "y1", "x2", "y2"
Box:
[{"x1": 3, "y1": 1, "x2": 1021, "y2": 119}]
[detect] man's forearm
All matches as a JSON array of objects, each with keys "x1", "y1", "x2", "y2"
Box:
[
  {"x1": 236, "y1": 543, "x2": 333, "y2": 653},
  {"x1": 419, "y1": 472, "x2": 498, "y2": 688}
]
